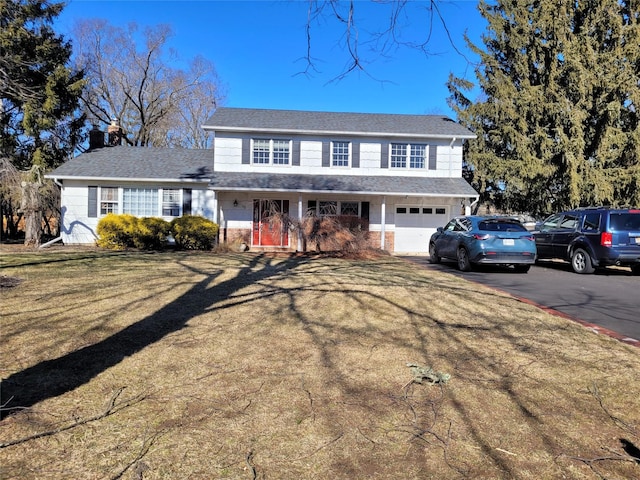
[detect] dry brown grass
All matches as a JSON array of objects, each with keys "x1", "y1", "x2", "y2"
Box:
[{"x1": 0, "y1": 249, "x2": 639, "y2": 479}]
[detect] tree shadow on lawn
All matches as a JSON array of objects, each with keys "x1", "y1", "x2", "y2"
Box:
[{"x1": 0, "y1": 253, "x2": 305, "y2": 419}]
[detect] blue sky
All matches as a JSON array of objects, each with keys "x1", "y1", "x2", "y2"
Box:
[{"x1": 56, "y1": 0, "x2": 486, "y2": 117}]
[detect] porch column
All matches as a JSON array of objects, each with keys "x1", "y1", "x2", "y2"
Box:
[
  {"x1": 380, "y1": 196, "x2": 386, "y2": 250},
  {"x1": 297, "y1": 194, "x2": 303, "y2": 251},
  {"x1": 212, "y1": 191, "x2": 218, "y2": 224}
]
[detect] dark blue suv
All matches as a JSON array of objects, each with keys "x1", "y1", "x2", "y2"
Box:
[{"x1": 534, "y1": 207, "x2": 640, "y2": 274}]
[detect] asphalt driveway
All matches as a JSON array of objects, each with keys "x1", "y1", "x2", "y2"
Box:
[{"x1": 403, "y1": 256, "x2": 640, "y2": 346}]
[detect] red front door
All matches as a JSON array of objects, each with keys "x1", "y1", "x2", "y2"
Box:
[{"x1": 252, "y1": 199, "x2": 289, "y2": 247}]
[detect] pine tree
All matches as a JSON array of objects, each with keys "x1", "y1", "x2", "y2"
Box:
[
  {"x1": 448, "y1": 0, "x2": 640, "y2": 217},
  {"x1": 1, "y1": 0, "x2": 84, "y2": 245}
]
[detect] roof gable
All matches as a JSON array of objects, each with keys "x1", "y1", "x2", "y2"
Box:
[{"x1": 203, "y1": 107, "x2": 475, "y2": 139}]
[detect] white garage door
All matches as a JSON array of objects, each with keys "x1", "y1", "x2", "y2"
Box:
[{"x1": 394, "y1": 206, "x2": 448, "y2": 253}]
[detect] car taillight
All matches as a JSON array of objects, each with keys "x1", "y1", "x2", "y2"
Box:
[
  {"x1": 522, "y1": 235, "x2": 535, "y2": 241},
  {"x1": 601, "y1": 231, "x2": 612, "y2": 246},
  {"x1": 473, "y1": 234, "x2": 490, "y2": 240}
]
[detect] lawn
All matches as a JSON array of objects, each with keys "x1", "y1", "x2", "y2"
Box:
[{"x1": 1, "y1": 249, "x2": 639, "y2": 479}]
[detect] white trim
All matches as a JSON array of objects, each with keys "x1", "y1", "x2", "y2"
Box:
[
  {"x1": 202, "y1": 125, "x2": 476, "y2": 141},
  {"x1": 46, "y1": 175, "x2": 210, "y2": 184}
]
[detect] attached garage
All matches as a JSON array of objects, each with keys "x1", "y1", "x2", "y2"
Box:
[{"x1": 394, "y1": 205, "x2": 449, "y2": 253}]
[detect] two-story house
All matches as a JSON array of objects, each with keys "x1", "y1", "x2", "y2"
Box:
[{"x1": 46, "y1": 107, "x2": 477, "y2": 254}]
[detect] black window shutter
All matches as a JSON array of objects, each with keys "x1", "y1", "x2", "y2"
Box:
[
  {"x1": 351, "y1": 142, "x2": 360, "y2": 168},
  {"x1": 88, "y1": 186, "x2": 97, "y2": 218},
  {"x1": 242, "y1": 138, "x2": 250, "y2": 164},
  {"x1": 182, "y1": 188, "x2": 192, "y2": 215},
  {"x1": 380, "y1": 143, "x2": 389, "y2": 168},
  {"x1": 322, "y1": 141, "x2": 330, "y2": 167},
  {"x1": 360, "y1": 201, "x2": 370, "y2": 220},
  {"x1": 292, "y1": 140, "x2": 300, "y2": 166},
  {"x1": 308, "y1": 200, "x2": 317, "y2": 215},
  {"x1": 428, "y1": 144, "x2": 437, "y2": 170}
]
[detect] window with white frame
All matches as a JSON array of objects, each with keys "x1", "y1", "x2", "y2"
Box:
[
  {"x1": 391, "y1": 143, "x2": 428, "y2": 169},
  {"x1": 123, "y1": 188, "x2": 158, "y2": 216},
  {"x1": 332, "y1": 141, "x2": 350, "y2": 167},
  {"x1": 391, "y1": 144, "x2": 407, "y2": 168},
  {"x1": 162, "y1": 189, "x2": 181, "y2": 217},
  {"x1": 253, "y1": 139, "x2": 270, "y2": 164},
  {"x1": 410, "y1": 144, "x2": 426, "y2": 168},
  {"x1": 100, "y1": 187, "x2": 119, "y2": 215},
  {"x1": 252, "y1": 139, "x2": 290, "y2": 165},
  {"x1": 272, "y1": 140, "x2": 290, "y2": 165}
]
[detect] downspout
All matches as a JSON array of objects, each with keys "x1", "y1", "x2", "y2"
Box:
[
  {"x1": 297, "y1": 194, "x2": 303, "y2": 252},
  {"x1": 39, "y1": 236, "x2": 63, "y2": 248},
  {"x1": 469, "y1": 197, "x2": 479, "y2": 214},
  {"x1": 380, "y1": 196, "x2": 386, "y2": 251},
  {"x1": 449, "y1": 136, "x2": 456, "y2": 177},
  {"x1": 39, "y1": 177, "x2": 64, "y2": 248}
]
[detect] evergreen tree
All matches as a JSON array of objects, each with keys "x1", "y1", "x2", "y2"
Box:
[
  {"x1": 0, "y1": 0, "x2": 84, "y2": 245},
  {"x1": 448, "y1": 0, "x2": 640, "y2": 217}
]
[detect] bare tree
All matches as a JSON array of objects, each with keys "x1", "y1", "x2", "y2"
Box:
[
  {"x1": 72, "y1": 19, "x2": 225, "y2": 148},
  {"x1": 302, "y1": 0, "x2": 470, "y2": 81}
]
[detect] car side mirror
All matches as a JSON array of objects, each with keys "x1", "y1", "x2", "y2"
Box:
[{"x1": 437, "y1": 227, "x2": 444, "y2": 233}]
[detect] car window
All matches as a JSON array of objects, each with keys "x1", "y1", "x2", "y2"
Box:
[
  {"x1": 459, "y1": 218, "x2": 472, "y2": 231},
  {"x1": 582, "y1": 213, "x2": 600, "y2": 232},
  {"x1": 444, "y1": 220, "x2": 457, "y2": 231},
  {"x1": 559, "y1": 214, "x2": 578, "y2": 230},
  {"x1": 609, "y1": 213, "x2": 640, "y2": 231},
  {"x1": 479, "y1": 220, "x2": 527, "y2": 232},
  {"x1": 540, "y1": 213, "x2": 562, "y2": 230},
  {"x1": 451, "y1": 218, "x2": 468, "y2": 232}
]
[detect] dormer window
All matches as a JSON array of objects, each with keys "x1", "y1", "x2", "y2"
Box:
[{"x1": 252, "y1": 139, "x2": 290, "y2": 165}]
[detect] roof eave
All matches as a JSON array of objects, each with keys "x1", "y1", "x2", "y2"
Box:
[
  {"x1": 45, "y1": 174, "x2": 212, "y2": 183},
  {"x1": 211, "y1": 186, "x2": 478, "y2": 198},
  {"x1": 202, "y1": 125, "x2": 476, "y2": 140}
]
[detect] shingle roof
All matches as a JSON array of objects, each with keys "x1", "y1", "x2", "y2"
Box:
[
  {"x1": 203, "y1": 107, "x2": 476, "y2": 139},
  {"x1": 209, "y1": 172, "x2": 478, "y2": 198},
  {"x1": 47, "y1": 146, "x2": 214, "y2": 182},
  {"x1": 47, "y1": 146, "x2": 477, "y2": 197}
]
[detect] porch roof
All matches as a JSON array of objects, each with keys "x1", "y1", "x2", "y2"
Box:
[{"x1": 209, "y1": 172, "x2": 478, "y2": 198}]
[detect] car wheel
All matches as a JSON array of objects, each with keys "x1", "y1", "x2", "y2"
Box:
[
  {"x1": 571, "y1": 248, "x2": 595, "y2": 274},
  {"x1": 457, "y1": 247, "x2": 472, "y2": 272},
  {"x1": 513, "y1": 265, "x2": 530, "y2": 273},
  {"x1": 429, "y1": 243, "x2": 441, "y2": 263},
  {"x1": 631, "y1": 265, "x2": 640, "y2": 276}
]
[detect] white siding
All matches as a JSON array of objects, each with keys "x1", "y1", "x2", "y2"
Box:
[
  {"x1": 213, "y1": 134, "x2": 465, "y2": 179},
  {"x1": 58, "y1": 181, "x2": 213, "y2": 244}
]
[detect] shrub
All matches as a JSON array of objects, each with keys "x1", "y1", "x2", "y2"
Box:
[
  {"x1": 97, "y1": 214, "x2": 170, "y2": 250},
  {"x1": 135, "y1": 217, "x2": 171, "y2": 250},
  {"x1": 301, "y1": 215, "x2": 370, "y2": 252},
  {"x1": 96, "y1": 213, "x2": 139, "y2": 250},
  {"x1": 170, "y1": 215, "x2": 219, "y2": 250}
]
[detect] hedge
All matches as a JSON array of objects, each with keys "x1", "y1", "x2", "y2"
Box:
[{"x1": 96, "y1": 214, "x2": 218, "y2": 251}]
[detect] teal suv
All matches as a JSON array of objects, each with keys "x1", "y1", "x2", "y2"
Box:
[
  {"x1": 429, "y1": 216, "x2": 537, "y2": 272},
  {"x1": 534, "y1": 207, "x2": 640, "y2": 274}
]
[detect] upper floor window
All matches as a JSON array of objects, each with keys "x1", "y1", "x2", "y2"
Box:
[
  {"x1": 252, "y1": 139, "x2": 290, "y2": 165},
  {"x1": 100, "y1": 187, "x2": 119, "y2": 215},
  {"x1": 391, "y1": 143, "x2": 428, "y2": 169},
  {"x1": 123, "y1": 188, "x2": 158, "y2": 217},
  {"x1": 332, "y1": 141, "x2": 350, "y2": 167}
]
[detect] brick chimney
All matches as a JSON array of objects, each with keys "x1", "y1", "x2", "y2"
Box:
[
  {"x1": 88, "y1": 123, "x2": 105, "y2": 150},
  {"x1": 107, "y1": 118, "x2": 124, "y2": 146}
]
